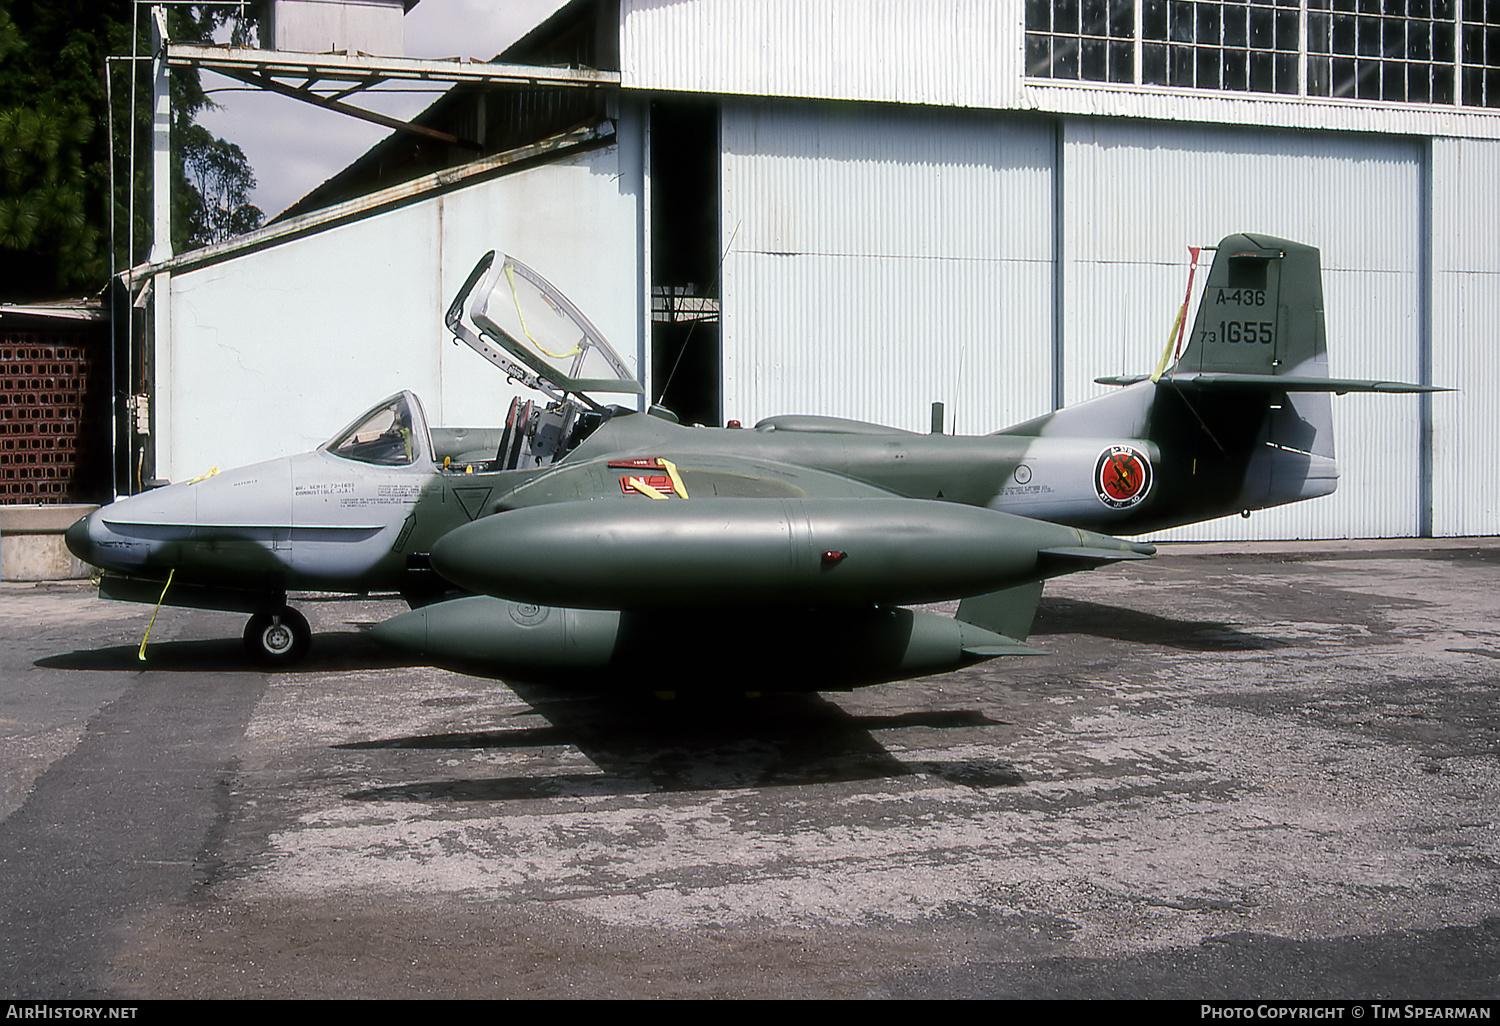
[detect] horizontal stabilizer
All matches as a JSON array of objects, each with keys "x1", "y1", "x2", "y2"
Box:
[
  {"x1": 1096, "y1": 372, "x2": 1448, "y2": 394},
  {"x1": 1038, "y1": 543, "x2": 1156, "y2": 574},
  {"x1": 962, "y1": 640, "x2": 1049, "y2": 658}
]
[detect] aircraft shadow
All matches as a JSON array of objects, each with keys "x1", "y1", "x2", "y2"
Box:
[
  {"x1": 35, "y1": 631, "x2": 414, "y2": 674},
  {"x1": 342, "y1": 691, "x2": 1025, "y2": 801},
  {"x1": 1032, "y1": 597, "x2": 1287, "y2": 651}
]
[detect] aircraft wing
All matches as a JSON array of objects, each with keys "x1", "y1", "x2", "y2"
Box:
[{"x1": 379, "y1": 443, "x2": 1149, "y2": 688}]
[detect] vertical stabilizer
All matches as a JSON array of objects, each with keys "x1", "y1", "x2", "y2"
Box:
[
  {"x1": 1001, "y1": 233, "x2": 1437, "y2": 532},
  {"x1": 1165, "y1": 235, "x2": 1339, "y2": 521},
  {"x1": 1174, "y1": 233, "x2": 1329, "y2": 381}
]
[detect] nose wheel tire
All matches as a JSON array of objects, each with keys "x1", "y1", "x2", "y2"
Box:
[{"x1": 244, "y1": 606, "x2": 311, "y2": 664}]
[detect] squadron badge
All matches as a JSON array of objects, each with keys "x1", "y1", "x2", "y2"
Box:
[{"x1": 1095, "y1": 445, "x2": 1152, "y2": 509}]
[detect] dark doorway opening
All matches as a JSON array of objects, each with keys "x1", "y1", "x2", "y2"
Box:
[{"x1": 649, "y1": 100, "x2": 721, "y2": 426}]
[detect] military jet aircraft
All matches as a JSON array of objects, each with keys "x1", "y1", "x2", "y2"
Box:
[{"x1": 66, "y1": 234, "x2": 1439, "y2": 689}]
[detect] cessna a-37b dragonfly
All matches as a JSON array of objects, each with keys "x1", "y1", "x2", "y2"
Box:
[{"x1": 67, "y1": 234, "x2": 1439, "y2": 690}]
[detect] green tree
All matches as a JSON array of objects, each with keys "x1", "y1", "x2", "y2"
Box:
[
  {"x1": 180, "y1": 122, "x2": 262, "y2": 247},
  {"x1": 0, "y1": 2, "x2": 261, "y2": 300},
  {"x1": 0, "y1": 97, "x2": 96, "y2": 275}
]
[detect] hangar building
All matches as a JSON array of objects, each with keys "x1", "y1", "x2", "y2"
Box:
[{"x1": 134, "y1": 0, "x2": 1500, "y2": 541}]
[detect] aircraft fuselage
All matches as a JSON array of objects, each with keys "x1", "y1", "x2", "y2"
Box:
[{"x1": 67, "y1": 404, "x2": 1163, "y2": 606}]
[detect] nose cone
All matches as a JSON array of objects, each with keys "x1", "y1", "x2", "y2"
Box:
[
  {"x1": 65, "y1": 510, "x2": 98, "y2": 566},
  {"x1": 62, "y1": 501, "x2": 155, "y2": 574},
  {"x1": 428, "y1": 520, "x2": 495, "y2": 595},
  {"x1": 369, "y1": 606, "x2": 431, "y2": 656}
]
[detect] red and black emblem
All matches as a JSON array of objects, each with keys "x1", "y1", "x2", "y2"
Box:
[{"x1": 1095, "y1": 445, "x2": 1152, "y2": 509}]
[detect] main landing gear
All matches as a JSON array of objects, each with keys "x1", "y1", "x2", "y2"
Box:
[{"x1": 243, "y1": 606, "x2": 312, "y2": 664}]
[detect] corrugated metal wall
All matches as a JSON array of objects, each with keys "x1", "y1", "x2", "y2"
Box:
[
  {"x1": 621, "y1": 0, "x2": 1500, "y2": 144},
  {"x1": 1431, "y1": 137, "x2": 1500, "y2": 538},
  {"x1": 717, "y1": 101, "x2": 1449, "y2": 539},
  {"x1": 719, "y1": 102, "x2": 1055, "y2": 435},
  {"x1": 621, "y1": 0, "x2": 1496, "y2": 537},
  {"x1": 622, "y1": 0, "x2": 1020, "y2": 108}
]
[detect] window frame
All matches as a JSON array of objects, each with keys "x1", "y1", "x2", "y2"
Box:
[{"x1": 1023, "y1": 1, "x2": 1498, "y2": 110}]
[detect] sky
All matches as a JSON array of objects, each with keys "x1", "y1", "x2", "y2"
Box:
[{"x1": 196, "y1": 0, "x2": 567, "y2": 219}]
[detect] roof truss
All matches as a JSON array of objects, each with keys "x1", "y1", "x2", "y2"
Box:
[{"x1": 169, "y1": 44, "x2": 619, "y2": 148}]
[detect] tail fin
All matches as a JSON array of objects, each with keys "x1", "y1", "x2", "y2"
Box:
[
  {"x1": 1175, "y1": 233, "x2": 1327, "y2": 380},
  {"x1": 1166, "y1": 235, "x2": 1339, "y2": 523},
  {"x1": 1012, "y1": 234, "x2": 1440, "y2": 532}
]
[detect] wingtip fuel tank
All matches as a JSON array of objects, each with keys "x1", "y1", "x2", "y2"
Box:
[
  {"x1": 428, "y1": 497, "x2": 1154, "y2": 611},
  {"x1": 371, "y1": 595, "x2": 1045, "y2": 692},
  {"x1": 394, "y1": 493, "x2": 1152, "y2": 691}
]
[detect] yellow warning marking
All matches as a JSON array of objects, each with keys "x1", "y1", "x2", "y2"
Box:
[
  {"x1": 659, "y1": 458, "x2": 689, "y2": 499},
  {"x1": 137, "y1": 568, "x2": 176, "y2": 662},
  {"x1": 626, "y1": 477, "x2": 669, "y2": 500}
]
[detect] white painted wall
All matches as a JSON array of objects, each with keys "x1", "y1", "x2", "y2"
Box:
[
  {"x1": 622, "y1": 0, "x2": 1020, "y2": 108},
  {"x1": 620, "y1": 0, "x2": 1500, "y2": 142},
  {"x1": 159, "y1": 144, "x2": 641, "y2": 481}
]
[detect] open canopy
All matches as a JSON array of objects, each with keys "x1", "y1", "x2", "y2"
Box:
[{"x1": 466, "y1": 253, "x2": 642, "y2": 398}]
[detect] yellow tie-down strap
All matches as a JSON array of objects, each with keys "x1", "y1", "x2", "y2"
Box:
[{"x1": 137, "y1": 567, "x2": 176, "y2": 661}]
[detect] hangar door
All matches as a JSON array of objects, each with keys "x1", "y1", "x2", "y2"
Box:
[
  {"x1": 1059, "y1": 121, "x2": 1426, "y2": 541},
  {"x1": 718, "y1": 103, "x2": 1057, "y2": 436}
]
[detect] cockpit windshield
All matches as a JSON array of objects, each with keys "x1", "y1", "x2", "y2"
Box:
[{"x1": 324, "y1": 392, "x2": 430, "y2": 466}]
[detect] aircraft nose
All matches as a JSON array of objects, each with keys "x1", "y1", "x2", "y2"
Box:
[
  {"x1": 64, "y1": 506, "x2": 142, "y2": 573},
  {"x1": 64, "y1": 510, "x2": 96, "y2": 565}
]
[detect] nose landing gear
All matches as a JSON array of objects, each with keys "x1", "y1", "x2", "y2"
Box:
[{"x1": 244, "y1": 606, "x2": 312, "y2": 664}]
